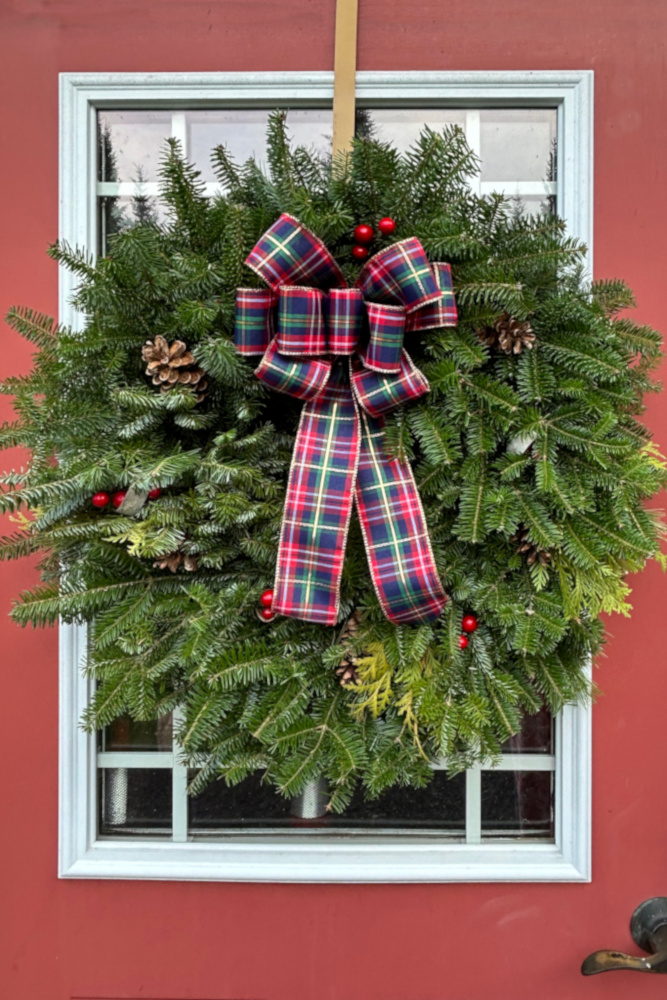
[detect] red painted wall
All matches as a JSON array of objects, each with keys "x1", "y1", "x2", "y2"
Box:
[{"x1": 1, "y1": 3, "x2": 666, "y2": 999}]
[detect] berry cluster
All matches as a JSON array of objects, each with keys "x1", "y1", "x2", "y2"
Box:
[
  {"x1": 351, "y1": 217, "x2": 396, "y2": 260},
  {"x1": 458, "y1": 614, "x2": 478, "y2": 649},
  {"x1": 91, "y1": 488, "x2": 162, "y2": 509},
  {"x1": 258, "y1": 588, "x2": 275, "y2": 621}
]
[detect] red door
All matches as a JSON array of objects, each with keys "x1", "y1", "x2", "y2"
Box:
[{"x1": 2, "y1": 3, "x2": 667, "y2": 999}]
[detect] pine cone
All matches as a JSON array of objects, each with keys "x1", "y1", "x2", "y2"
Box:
[
  {"x1": 335, "y1": 609, "x2": 364, "y2": 686},
  {"x1": 142, "y1": 336, "x2": 208, "y2": 399},
  {"x1": 336, "y1": 658, "x2": 360, "y2": 686},
  {"x1": 478, "y1": 313, "x2": 536, "y2": 355},
  {"x1": 511, "y1": 525, "x2": 551, "y2": 567},
  {"x1": 153, "y1": 550, "x2": 199, "y2": 573}
]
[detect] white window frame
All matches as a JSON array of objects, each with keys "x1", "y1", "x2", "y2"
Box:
[{"x1": 58, "y1": 69, "x2": 593, "y2": 883}]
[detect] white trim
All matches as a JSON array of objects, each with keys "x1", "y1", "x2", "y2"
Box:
[{"x1": 58, "y1": 70, "x2": 593, "y2": 883}]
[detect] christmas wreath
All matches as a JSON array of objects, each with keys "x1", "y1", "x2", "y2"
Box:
[{"x1": 2, "y1": 112, "x2": 664, "y2": 810}]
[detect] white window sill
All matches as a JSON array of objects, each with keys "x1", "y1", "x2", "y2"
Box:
[{"x1": 62, "y1": 839, "x2": 589, "y2": 883}]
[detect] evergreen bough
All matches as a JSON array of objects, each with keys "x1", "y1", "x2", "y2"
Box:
[{"x1": 2, "y1": 113, "x2": 665, "y2": 811}]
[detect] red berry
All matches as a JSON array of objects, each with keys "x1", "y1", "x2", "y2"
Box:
[
  {"x1": 91, "y1": 492, "x2": 110, "y2": 509},
  {"x1": 354, "y1": 223, "x2": 374, "y2": 244},
  {"x1": 147, "y1": 488, "x2": 162, "y2": 500},
  {"x1": 458, "y1": 634, "x2": 469, "y2": 650},
  {"x1": 378, "y1": 217, "x2": 396, "y2": 235},
  {"x1": 352, "y1": 245, "x2": 369, "y2": 260},
  {"x1": 260, "y1": 588, "x2": 274, "y2": 608},
  {"x1": 112, "y1": 491, "x2": 127, "y2": 509},
  {"x1": 462, "y1": 614, "x2": 478, "y2": 633},
  {"x1": 260, "y1": 607, "x2": 276, "y2": 621}
]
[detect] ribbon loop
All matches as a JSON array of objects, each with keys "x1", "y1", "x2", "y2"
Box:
[
  {"x1": 245, "y1": 213, "x2": 347, "y2": 291},
  {"x1": 325, "y1": 288, "x2": 365, "y2": 355},
  {"x1": 234, "y1": 214, "x2": 456, "y2": 626},
  {"x1": 362, "y1": 302, "x2": 406, "y2": 374},
  {"x1": 350, "y1": 350, "x2": 429, "y2": 418},
  {"x1": 407, "y1": 263, "x2": 458, "y2": 333},
  {"x1": 276, "y1": 286, "x2": 326, "y2": 356},
  {"x1": 255, "y1": 338, "x2": 331, "y2": 400},
  {"x1": 234, "y1": 288, "x2": 277, "y2": 356},
  {"x1": 356, "y1": 237, "x2": 442, "y2": 313}
]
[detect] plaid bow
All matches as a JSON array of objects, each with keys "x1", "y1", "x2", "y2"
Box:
[{"x1": 234, "y1": 214, "x2": 457, "y2": 626}]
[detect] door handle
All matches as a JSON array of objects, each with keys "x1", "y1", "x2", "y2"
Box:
[{"x1": 582, "y1": 898, "x2": 667, "y2": 974}]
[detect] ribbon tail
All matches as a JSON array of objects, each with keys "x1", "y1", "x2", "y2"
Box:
[
  {"x1": 354, "y1": 408, "x2": 448, "y2": 624},
  {"x1": 273, "y1": 364, "x2": 359, "y2": 625}
]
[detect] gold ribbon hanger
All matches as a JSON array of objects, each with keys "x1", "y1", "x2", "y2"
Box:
[{"x1": 332, "y1": 0, "x2": 359, "y2": 160}]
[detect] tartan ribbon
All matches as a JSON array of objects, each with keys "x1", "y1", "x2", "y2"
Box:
[{"x1": 234, "y1": 213, "x2": 457, "y2": 626}]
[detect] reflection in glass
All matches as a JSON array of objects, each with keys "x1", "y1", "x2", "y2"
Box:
[
  {"x1": 329, "y1": 771, "x2": 465, "y2": 831},
  {"x1": 481, "y1": 771, "x2": 554, "y2": 838},
  {"x1": 101, "y1": 714, "x2": 173, "y2": 752},
  {"x1": 187, "y1": 770, "x2": 465, "y2": 833},
  {"x1": 186, "y1": 109, "x2": 333, "y2": 181},
  {"x1": 188, "y1": 772, "x2": 292, "y2": 829},
  {"x1": 98, "y1": 194, "x2": 168, "y2": 256},
  {"x1": 501, "y1": 707, "x2": 553, "y2": 754},
  {"x1": 480, "y1": 108, "x2": 557, "y2": 182},
  {"x1": 98, "y1": 111, "x2": 172, "y2": 183},
  {"x1": 362, "y1": 108, "x2": 467, "y2": 153},
  {"x1": 507, "y1": 194, "x2": 557, "y2": 218},
  {"x1": 99, "y1": 768, "x2": 172, "y2": 835}
]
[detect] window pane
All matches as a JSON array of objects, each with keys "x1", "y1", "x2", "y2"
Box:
[
  {"x1": 100, "y1": 714, "x2": 173, "y2": 752},
  {"x1": 481, "y1": 771, "x2": 554, "y2": 838},
  {"x1": 186, "y1": 109, "x2": 333, "y2": 181},
  {"x1": 501, "y1": 707, "x2": 553, "y2": 754},
  {"x1": 328, "y1": 771, "x2": 465, "y2": 832},
  {"x1": 98, "y1": 194, "x2": 169, "y2": 255},
  {"x1": 480, "y1": 108, "x2": 557, "y2": 182},
  {"x1": 188, "y1": 770, "x2": 465, "y2": 834},
  {"x1": 99, "y1": 768, "x2": 172, "y2": 835},
  {"x1": 361, "y1": 108, "x2": 467, "y2": 152},
  {"x1": 188, "y1": 772, "x2": 293, "y2": 830},
  {"x1": 506, "y1": 193, "x2": 557, "y2": 218},
  {"x1": 98, "y1": 110, "x2": 172, "y2": 182}
]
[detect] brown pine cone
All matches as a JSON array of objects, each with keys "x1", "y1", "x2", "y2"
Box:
[
  {"x1": 142, "y1": 336, "x2": 208, "y2": 399},
  {"x1": 510, "y1": 525, "x2": 551, "y2": 567},
  {"x1": 335, "y1": 609, "x2": 364, "y2": 686},
  {"x1": 336, "y1": 658, "x2": 360, "y2": 686},
  {"x1": 153, "y1": 550, "x2": 199, "y2": 573},
  {"x1": 478, "y1": 313, "x2": 536, "y2": 355}
]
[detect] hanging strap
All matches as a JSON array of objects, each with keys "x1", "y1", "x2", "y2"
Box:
[{"x1": 332, "y1": 0, "x2": 359, "y2": 160}]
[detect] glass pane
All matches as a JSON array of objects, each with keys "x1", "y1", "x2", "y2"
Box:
[
  {"x1": 98, "y1": 110, "x2": 172, "y2": 182},
  {"x1": 98, "y1": 194, "x2": 170, "y2": 256},
  {"x1": 481, "y1": 770, "x2": 554, "y2": 838},
  {"x1": 188, "y1": 772, "x2": 292, "y2": 830},
  {"x1": 100, "y1": 714, "x2": 173, "y2": 752},
  {"x1": 501, "y1": 707, "x2": 553, "y2": 754},
  {"x1": 329, "y1": 771, "x2": 465, "y2": 831},
  {"x1": 98, "y1": 768, "x2": 172, "y2": 835},
  {"x1": 188, "y1": 770, "x2": 465, "y2": 833},
  {"x1": 480, "y1": 108, "x2": 557, "y2": 182},
  {"x1": 505, "y1": 193, "x2": 556, "y2": 218},
  {"x1": 362, "y1": 108, "x2": 467, "y2": 153},
  {"x1": 186, "y1": 109, "x2": 333, "y2": 181}
]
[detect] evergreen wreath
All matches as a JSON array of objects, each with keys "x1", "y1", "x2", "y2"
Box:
[{"x1": 2, "y1": 112, "x2": 665, "y2": 811}]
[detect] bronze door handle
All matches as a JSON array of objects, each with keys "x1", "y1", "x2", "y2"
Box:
[{"x1": 582, "y1": 898, "x2": 667, "y2": 975}]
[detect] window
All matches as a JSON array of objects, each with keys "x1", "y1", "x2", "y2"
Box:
[{"x1": 59, "y1": 70, "x2": 593, "y2": 881}]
